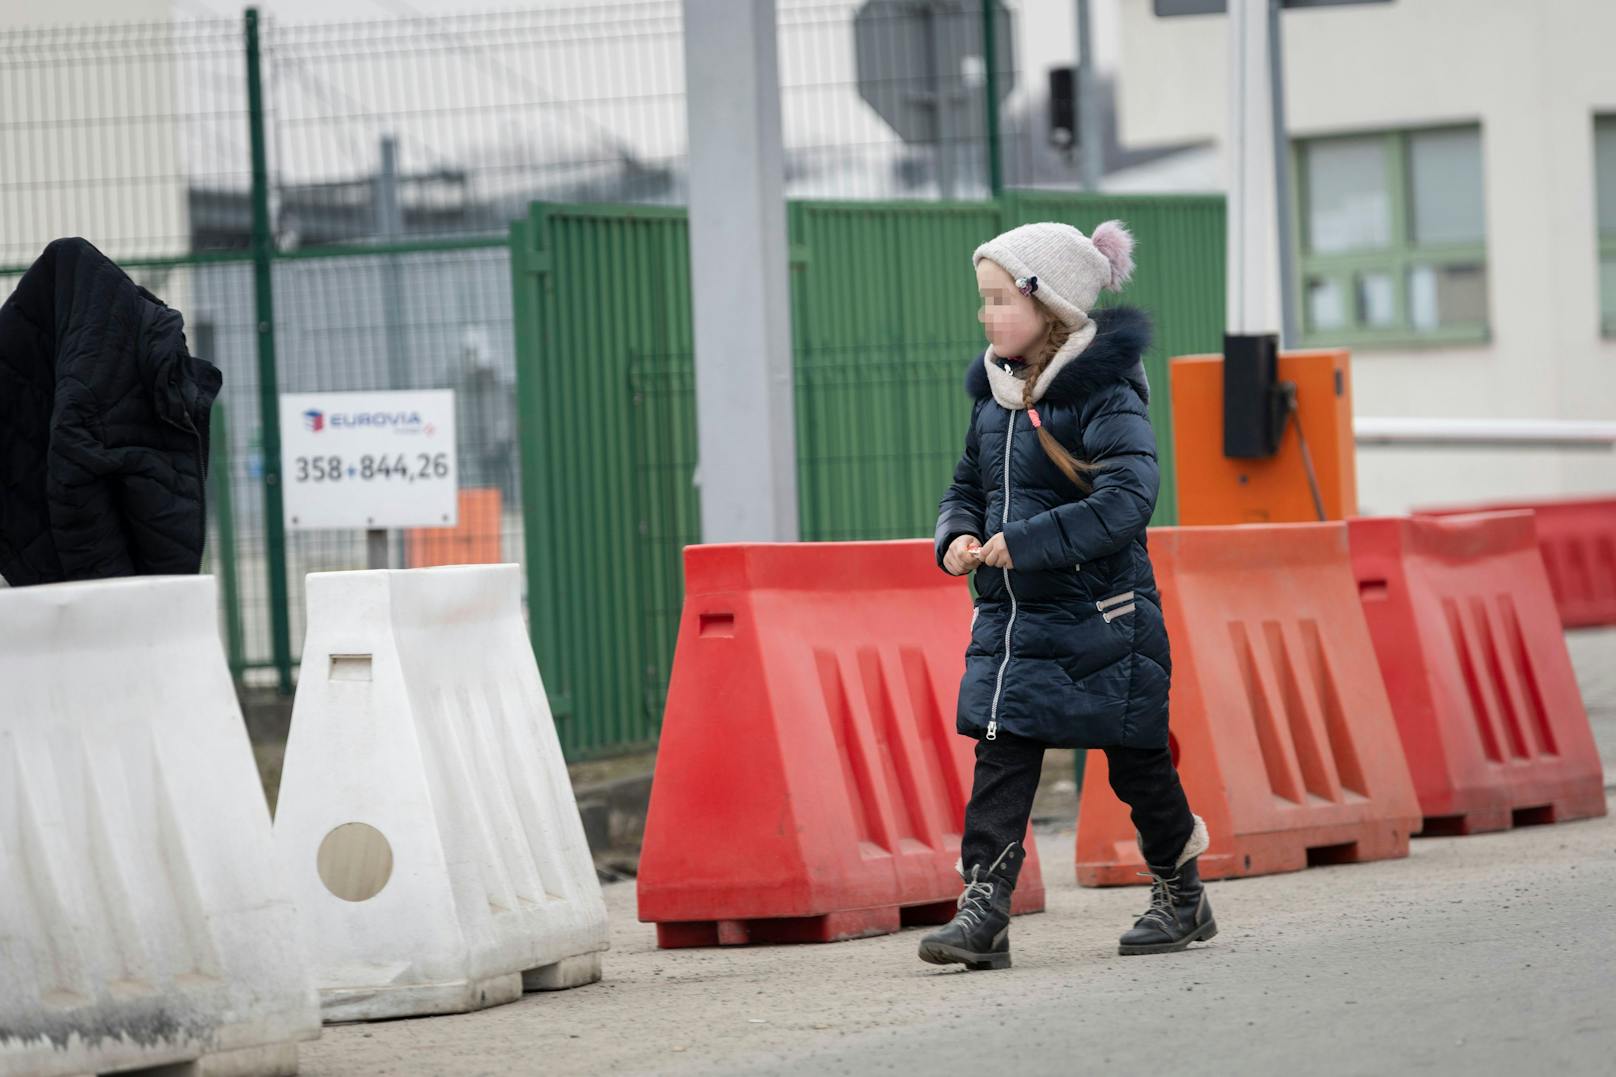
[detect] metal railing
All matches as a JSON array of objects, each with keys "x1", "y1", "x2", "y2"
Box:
[{"x1": 1355, "y1": 418, "x2": 1616, "y2": 451}]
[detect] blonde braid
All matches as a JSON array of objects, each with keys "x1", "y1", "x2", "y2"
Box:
[{"x1": 1021, "y1": 306, "x2": 1097, "y2": 493}]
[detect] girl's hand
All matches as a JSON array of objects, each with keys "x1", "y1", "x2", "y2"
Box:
[
  {"x1": 944, "y1": 534, "x2": 983, "y2": 576},
  {"x1": 978, "y1": 533, "x2": 1014, "y2": 569}
]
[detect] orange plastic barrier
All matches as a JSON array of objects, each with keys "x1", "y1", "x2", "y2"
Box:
[
  {"x1": 1349, "y1": 513, "x2": 1606, "y2": 834},
  {"x1": 1418, "y1": 497, "x2": 1616, "y2": 628},
  {"x1": 1171, "y1": 350, "x2": 1357, "y2": 525},
  {"x1": 1075, "y1": 524, "x2": 1420, "y2": 886},
  {"x1": 638, "y1": 541, "x2": 1045, "y2": 948},
  {"x1": 407, "y1": 487, "x2": 503, "y2": 568}
]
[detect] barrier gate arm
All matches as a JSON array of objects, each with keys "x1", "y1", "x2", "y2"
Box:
[{"x1": 1355, "y1": 418, "x2": 1616, "y2": 451}]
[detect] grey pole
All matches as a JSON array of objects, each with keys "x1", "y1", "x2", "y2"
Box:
[
  {"x1": 1267, "y1": 0, "x2": 1300, "y2": 348},
  {"x1": 366, "y1": 529, "x2": 389, "y2": 570},
  {"x1": 681, "y1": 0, "x2": 799, "y2": 543},
  {"x1": 926, "y1": 5, "x2": 956, "y2": 200},
  {"x1": 376, "y1": 136, "x2": 406, "y2": 389},
  {"x1": 371, "y1": 134, "x2": 406, "y2": 569},
  {"x1": 1076, "y1": 0, "x2": 1101, "y2": 191}
]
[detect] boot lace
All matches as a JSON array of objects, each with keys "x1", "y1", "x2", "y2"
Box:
[
  {"x1": 953, "y1": 842, "x2": 1018, "y2": 929},
  {"x1": 1134, "y1": 870, "x2": 1181, "y2": 929},
  {"x1": 953, "y1": 868, "x2": 996, "y2": 930}
]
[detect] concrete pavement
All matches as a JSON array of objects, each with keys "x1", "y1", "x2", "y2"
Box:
[{"x1": 300, "y1": 628, "x2": 1616, "y2": 1076}]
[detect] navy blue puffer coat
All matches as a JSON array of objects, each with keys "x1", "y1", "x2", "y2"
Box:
[{"x1": 934, "y1": 306, "x2": 1171, "y2": 749}]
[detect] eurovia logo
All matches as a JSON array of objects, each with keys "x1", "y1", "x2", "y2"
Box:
[{"x1": 304, "y1": 409, "x2": 430, "y2": 435}]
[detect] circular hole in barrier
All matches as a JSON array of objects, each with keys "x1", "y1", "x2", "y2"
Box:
[
  {"x1": 1168, "y1": 731, "x2": 1181, "y2": 768},
  {"x1": 317, "y1": 822, "x2": 394, "y2": 902}
]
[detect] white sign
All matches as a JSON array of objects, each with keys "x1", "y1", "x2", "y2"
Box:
[{"x1": 280, "y1": 390, "x2": 458, "y2": 531}]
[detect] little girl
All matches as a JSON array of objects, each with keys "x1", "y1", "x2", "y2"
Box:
[{"x1": 919, "y1": 221, "x2": 1215, "y2": 971}]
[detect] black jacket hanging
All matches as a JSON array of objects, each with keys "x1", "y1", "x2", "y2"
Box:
[{"x1": 0, "y1": 238, "x2": 222, "y2": 586}]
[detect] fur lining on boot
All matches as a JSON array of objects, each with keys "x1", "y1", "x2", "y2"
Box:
[
  {"x1": 1174, "y1": 815, "x2": 1210, "y2": 869},
  {"x1": 1135, "y1": 814, "x2": 1210, "y2": 871}
]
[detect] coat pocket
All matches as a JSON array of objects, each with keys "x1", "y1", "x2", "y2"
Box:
[{"x1": 1055, "y1": 594, "x2": 1137, "y2": 685}]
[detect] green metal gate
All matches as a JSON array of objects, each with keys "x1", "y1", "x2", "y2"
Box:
[
  {"x1": 511, "y1": 194, "x2": 1226, "y2": 759},
  {"x1": 510, "y1": 205, "x2": 694, "y2": 760}
]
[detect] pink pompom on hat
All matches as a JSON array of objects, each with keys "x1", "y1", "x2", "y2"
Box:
[{"x1": 971, "y1": 219, "x2": 1135, "y2": 328}]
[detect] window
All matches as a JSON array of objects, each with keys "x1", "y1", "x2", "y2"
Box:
[
  {"x1": 1595, "y1": 116, "x2": 1616, "y2": 336},
  {"x1": 1295, "y1": 126, "x2": 1489, "y2": 346}
]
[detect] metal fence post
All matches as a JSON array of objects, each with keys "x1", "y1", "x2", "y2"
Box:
[
  {"x1": 981, "y1": 0, "x2": 1003, "y2": 197},
  {"x1": 208, "y1": 397, "x2": 247, "y2": 678},
  {"x1": 245, "y1": 7, "x2": 294, "y2": 695}
]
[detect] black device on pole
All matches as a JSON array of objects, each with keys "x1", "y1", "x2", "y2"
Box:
[
  {"x1": 1048, "y1": 66, "x2": 1076, "y2": 150},
  {"x1": 1222, "y1": 333, "x2": 1282, "y2": 459}
]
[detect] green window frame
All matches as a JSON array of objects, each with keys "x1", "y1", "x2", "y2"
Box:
[
  {"x1": 1293, "y1": 125, "x2": 1490, "y2": 349},
  {"x1": 1595, "y1": 115, "x2": 1616, "y2": 337}
]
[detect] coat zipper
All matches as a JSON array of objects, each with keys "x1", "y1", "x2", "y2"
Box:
[{"x1": 987, "y1": 409, "x2": 1019, "y2": 741}]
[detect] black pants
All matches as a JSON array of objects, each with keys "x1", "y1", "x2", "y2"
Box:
[{"x1": 960, "y1": 730, "x2": 1194, "y2": 885}]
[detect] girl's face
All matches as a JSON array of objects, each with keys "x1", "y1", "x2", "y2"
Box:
[{"x1": 975, "y1": 258, "x2": 1046, "y2": 359}]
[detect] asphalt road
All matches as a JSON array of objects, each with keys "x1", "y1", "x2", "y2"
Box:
[{"x1": 302, "y1": 628, "x2": 1616, "y2": 1077}]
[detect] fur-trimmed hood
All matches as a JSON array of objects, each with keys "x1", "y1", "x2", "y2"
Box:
[{"x1": 966, "y1": 305, "x2": 1152, "y2": 409}]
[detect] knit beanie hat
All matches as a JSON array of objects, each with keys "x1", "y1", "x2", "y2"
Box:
[{"x1": 971, "y1": 220, "x2": 1135, "y2": 327}]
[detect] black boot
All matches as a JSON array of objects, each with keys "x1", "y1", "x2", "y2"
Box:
[
  {"x1": 1118, "y1": 856, "x2": 1217, "y2": 956},
  {"x1": 918, "y1": 843, "x2": 1020, "y2": 971}
]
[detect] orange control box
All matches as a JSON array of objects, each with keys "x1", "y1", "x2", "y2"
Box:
[
  {"x1": 406, "y1": 488, "x2": 503, "y2": 568},
  {"x1": 1171, "y1": 350, "x2": 1357, "y2": 525}
]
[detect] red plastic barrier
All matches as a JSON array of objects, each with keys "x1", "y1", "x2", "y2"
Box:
[
  {"x1": 1076, "y1": 524, "x2": 1421, "y2": 886},
  {"x1": 638, "y1": 541, "x2": 1045, "y2": 948},
  {"x1": 1349, "y1": 513, "x2": 1607, "y2": 834},
  {"x1": 1418, "y1": 497, "x2": 1616, "y2": 628}
]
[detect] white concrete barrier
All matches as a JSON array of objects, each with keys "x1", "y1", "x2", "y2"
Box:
[
  {"x1": 0, "y1": 576, "x2": 320, "y2": 1077},
  {"x1": 273, "y1": 565, "x2": 609, "y2": 1022}
]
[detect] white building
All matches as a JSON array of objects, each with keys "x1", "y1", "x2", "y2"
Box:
[{"x1": 1113, "y1": 0, "x2": 1616, "y2": 513}]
